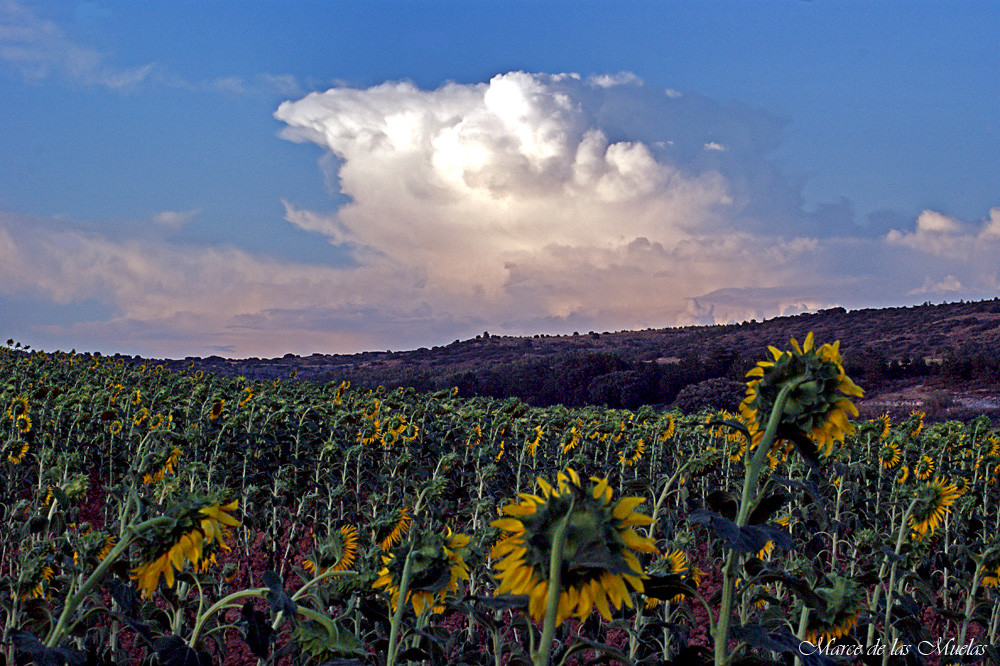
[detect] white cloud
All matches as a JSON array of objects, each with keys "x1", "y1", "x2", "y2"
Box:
[
  {"x1": 151, "y1": 209, "x2": 200, "y2": 229},
  {"x1": 909, "y1": 275, "x2": 963, "y2": 295},
  {"x1": 275, "y1": 72, "x2": 738, "y2": 306},
  {"x1": 885, "y1": 207, "x2": 1000, "y2": 258},
  {"x1": 0, "y1": 0, "x2": 153, "y2": 88},
  {"x1": 703, "y1": 141, "x2": 726, "y2": 152}
]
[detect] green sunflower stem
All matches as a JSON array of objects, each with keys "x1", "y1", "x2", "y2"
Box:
[
  {"x1": 714, "y1": 378, "x2": 802, "y2": 666},
  {"x1": 533, "y1": 500, "x2": 573, "y2": 666},
  {"x1": 45, "y1": 515, "x2": 173, "y2": 648},
  {"x1": 387, "y1": 547, "x2": 417, "y2": 666}
]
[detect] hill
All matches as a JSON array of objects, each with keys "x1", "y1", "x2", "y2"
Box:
[{"x1": 125, "y1": 298, "x2": 1000, "y2": 421}]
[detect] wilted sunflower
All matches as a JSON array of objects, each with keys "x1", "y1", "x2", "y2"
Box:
[
  {"x1": 378, "y1": 508, "x2": 412, "y2": 551},
  {"x1": 909, "y1": 476, "x2": 961, "y2": 541},
  {"x1": 491, "y1": 468, "x2": 658, "y2": 625},
  {"x1": 130, "y1": 499, "x2": 240, "y2": 597},
  {"x1": 304, "y1": 525, "x2": 360, "y2": 575},
  {"x1": 915, "y1": 455, "x2": 935, "y2": 481},
  {"x1": 879, "y1": 441, "x2": 901, "y2": 470},
  {"x1": 374, "y1": 527, "x2": 470, "y2": 615},
  {"x1": 739, "y1": 333, "x2": 863, "y2": 458}
]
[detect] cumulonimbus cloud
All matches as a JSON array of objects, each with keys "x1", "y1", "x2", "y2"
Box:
[{"x1": 2, "y1": 70, "x2": 998, "y2": 357}]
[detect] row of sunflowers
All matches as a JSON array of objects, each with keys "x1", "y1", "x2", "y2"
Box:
[{"x1": 1, "y1": 335, "x2": 999, "y2": 665}]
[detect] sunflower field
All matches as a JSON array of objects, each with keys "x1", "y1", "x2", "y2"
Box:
[{"x1": 1, "y1": 336, "x2": 999, "y2": 666}]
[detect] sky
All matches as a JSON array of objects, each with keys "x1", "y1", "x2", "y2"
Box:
[{"x1": 1, "y1": 0, "x2": 998, "y2": 358}]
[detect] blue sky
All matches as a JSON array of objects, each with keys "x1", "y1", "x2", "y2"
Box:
[{"x1": 1, "y1": 0, "x2": 998, "y2": 357}]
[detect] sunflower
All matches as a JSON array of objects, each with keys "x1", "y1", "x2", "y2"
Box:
[
  {"x1": 915, "y1": 454, "x2": 935, "y2": 481},
  {"x1": 908, "y1": 411, "x2": 925, "y2": 438},
  {"x1": 908, "y1": 476, "x2": 961, "y2": 541},
  {"x1": 109, "y1": 420, "x2": 123, "y2": 436},
  {"x1": 208, "y1": 399, "x2": 224, "y2": 420},
  {"x1": 526, "y1": 426, "x2": 543, "y2": 458},
  {"x1": 19, "y1": 562, "x2": 55, "y2": 600},
  {"x1": 739, "y1": 333, "x2": 863, "y2": 458},
  {"x1": 878, "y1": 441, "x2": 901, "y2": 470},
  {"x1": 149, "y1": 413, "x2": 165, "y2": 430},
  {"x1": 131, "y1": 389, "x2": 142, "y2": 406},
  {"x1": 134, "y1": 407, "x2": 149, "y2": 425},
  {"x1": 7, "y1": 395, "x2": 29, "y2": 419},
  {"x1": 131, "y1": 499, "x2": 239, "y2": 597},
  {"x1": 659, "y1": 414, "x2": 676, "y2": 441},
  {"x1": 875, "y1": 414, "x2": 891, "y2": 440},
  {"x1": 76, "y1": 531, "x2": 116, "y2": 568},
  {"x1": 374, "y1": 527, "x2": 470, "y2": 615},
  {"x1": 758, "y1": 516, "x2": 791, "y2": 559},
  {"x1": 378, "y1": 508, "x2": 412, "y2": 551},
  {"x1": 142, "y1": 447, "x2": 182, "y2": 485},
  {"x1": 728, "y1": 437, "x2": 747, "y2": 463},
  {"x1": 618, "y1": 438, "x2": 646, "y2": 467},
  {"x1": 238, "y1": 387, "x2": 253, "y2": 408},
  {"x1": 645, "y1": 549, "x2": 699, "y2": 608},
  {"x1": 491, "y1": 469, "x2": 658, "y2": 625},
  {"x1": 801, "y1": 575, "x2": 863, "y2": 644},
  {"x1": 7, "y1": 440, "x2": 29, "y2": 464},
  {"x1": 896, "y1": 464, "x2": 910, "y2": 484},
  {"x1": 981, "y1": 565, "x2": 1000, "y2": 588},
  {"x1": 15, "y1": 413, "x2": 31, "y2": 434},
  {"x1": 304, "y1": 525, "x2": 360, "y2": 575}
]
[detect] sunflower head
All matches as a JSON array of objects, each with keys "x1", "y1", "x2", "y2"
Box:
[
  {"x1": 18, "y1": 558, "x2": 56, "y2": 600},
  {"x1": 376, "y1": 507, "x2": 412, "y2": 551},
  {"x1": 208, "y1": 399, "x2": 225, "y2": 420},
  {"x1": 739, "y1": 333, "x2": 863, "y2": 458},
  {"x1": 16, "y1": 413, "x2": 32, "y2": 434},
  {"x1": 130, "y1": 496, "x2": 239, "y2": 597},
  {"x1": 800, "y1": 574, "x2": 863, "y2": 644},
  {"x1": 878, "y1": 440, "x2": 901, "y2": 470},
  {"x1": 908, "y1": 476, "x2": 961, "y2": 541},
  {"x1": 491, "y1": 468, "x2": 658, "y2": 625},
  {"x1": 915, "y1": 454, "x2": 935, "y2": 481},
  {"x1": 373, "y1": 527, "x2": 470, "y2": 615},
  {"x1": 305, "y1": 525, "x2": 360, "y2": 576}
]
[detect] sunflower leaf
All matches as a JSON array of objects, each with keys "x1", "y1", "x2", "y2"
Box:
[
  {"x1": 9, "y1": 629, "x2": 87, "y2": 666},
  {"x1": 262, "y1": 570, "x2": 297, "y2": 621},
  {"x1": 240, "y1": 601, "x2": 273, "y2": 658}
]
